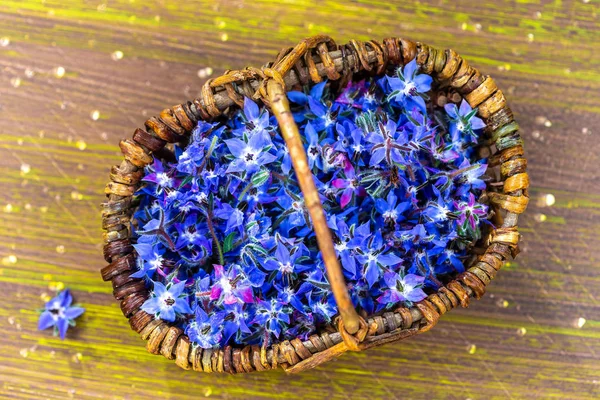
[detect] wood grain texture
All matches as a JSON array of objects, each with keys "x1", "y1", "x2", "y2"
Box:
[{"x1": 0, "y1": 1, "x2": 599, "y2": 399}]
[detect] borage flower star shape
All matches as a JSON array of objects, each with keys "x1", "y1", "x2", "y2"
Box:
[
  {"x1": 331, "y1": 165, "x2": 367, "y2": 208},
  {"x1": 378, "y1": 272, "x2": 427, "y2": 308},
  {"x1": 38, "y1": 289, "x2": 85, "y2": 340},
  {"x1": 141, "y1": 280, "x2": 193, "y2": 322},
  {"x1": 234, "y1": 97, "x2": 275, "y2": 142},
  {"x1": 224, "y1": 132, "x2": 276, "y2": 175},
  {"x1": 262, "y1": 241, "x2": 312, "y2": 284},
  {"x1": 251, "y1": 298, "x2": 292, "y2": 339},
  {"x1": 210, "y1": 264, "x2": 255, "y2": 305},
  {"x1": 185, "y1": 306, "x2": 224, "y2": 349},
  {"x1": 385, "y1": 58, "x2": 432, "y2": 112},
  {"x1": 366, "y1": 118, "x2": 407, "y2": 167},
  {"x1": 355, "y1": 228, "x2": 403, "y2": 287},
  {"x1": 304, "y1": 122, "x2": 323, "y2": 170},
  {"x1": 454, "y1": 192, "x2": 489, "y2": 238},
  {"x1": 375, "y1": 191, "x2": 411, "y2": 225},
  {"x1": 130, "y1": 242, "x2": 166, "y2": 279},
  {"x1": 444, "y1": 99, "x2": 486, "y2": 143}
]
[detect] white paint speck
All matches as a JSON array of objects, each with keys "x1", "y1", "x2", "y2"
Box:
[
  {"x1": 20, "y1": 163, "x2": 31, "y2": 174},
  {"x1": 90, "y1": 110, "x2": 100, "y2": 121},
  {"x1": 76, "y1": 139, "x2": 87, "y2": 150},
  {"x1": 54, "y1": 66, "x2": 66, "y2": 78},
  {"x1": 197, "y1": 67, "x2": 213, "y2": 79},
  {"x1": 577, "y1": 317, "x2": 586, "y2": 328},
  {"x1": 111, "y1": 50, "x2": 124, "y2": 61}
]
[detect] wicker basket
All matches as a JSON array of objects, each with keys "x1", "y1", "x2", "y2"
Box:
[{"x1": 101, "y1": 35, "x2": 529, "y2": 374}]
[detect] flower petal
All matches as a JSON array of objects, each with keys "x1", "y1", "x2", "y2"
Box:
[
  {"x1": 224, "y1": 138, "x2": 247, "y2": 158},
  {"x1": 459, "y1": 99, "x2": 473, "y2": 116},
  {"x1": 340, "y1": 189, "x2": 353, "y2": 209},
  {"x1": 414, "y1": 74, "x2": 432, "y2": 92},
  {"x1": 160, "y1": 306, "x2": 176, "y2": 322},
  {"x1": 175, "y1": 298, "x2": 193, "y2": 315},
  {"x1": 57, "y1": 318, "x2": 69, "y2": 340},
  {"x1": 365, "y1": 261, "x2": 380, "y2": 287},
  {"x1": 38, "y1": 311, "x2": 56, "y2": 331},
  {"x1": 64, "y1": 306, "x2": 85, "y2": 320},
  {"x1": 57, "y1": 289, "x2": 73, "y2": 308},
  {"x1": 152, "y1": 280, "x2": 167, "y2": 297},
  {"x1": 243, "y1": 97, "x2": 260, "y2": 121},
  {"x1": 470, "y1": 116, "x2": 486, "y2": 131},
  {"x1": 403, "y1": 59, "x2": 418, "y2": 79},
  {"x1": 141, "y1": 297, "x2": 160, "y2": 315},
  {"x1": 444, "y1": 103, "x2": 458, "y2": 119},
  {"x1": 287, "y1": 91, "x2": 308, "y2": 105}
]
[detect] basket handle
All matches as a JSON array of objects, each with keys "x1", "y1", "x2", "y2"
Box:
[{"x1": 266, "y1": 79, "x2": 363, "y2": 335}]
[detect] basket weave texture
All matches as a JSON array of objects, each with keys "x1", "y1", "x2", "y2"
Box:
[{"x1": 101, "y1": 35, "x2": 529, "y2": 374}]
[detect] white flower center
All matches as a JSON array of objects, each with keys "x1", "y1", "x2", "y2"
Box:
[
  {"x1": 183, "y1": 230, "x2": 198, "y2": 243},
  {"x1": 325, "y1": 113, "x2": 335, "y2": 127},
  {"x1": 179, "y1": 204, "x2": 192, "y2": 213},
  {"x1": 334, "y1": 242, "x2": 348, "y2": 252},
  {"x1": 403, "y1": 82, "x2": 416, "y2": 96},
  {"x1": 457, "y1": 121, "x2": 466, "y2": 132},
  {"x1": 149, "y1": 254, "x2": 163, "y2": 270},
  {"x1": 219, "y1": 276, "x2": 233, "y2": 294},
  {"x1": 156, "y1": 172, "x2": 172, "y2": 187},
  {"x1": 242, "y1": 147, "x2": 259, "y2": 165},
  {"x1": 196, "y1": 192, "x2": 208, "y2": 202},
  {"x1": 383, "y1": 210, "x2": 398, "y2": 220},
  {"x1": 159, "y1": 292, "x2": 175, "y2": 308},
  {"x1": 279, "y1": 262, "x2": 294, "y2": 274},
  {"x1": 401, "y1": 282, "x2": 414, "y2": 294}
]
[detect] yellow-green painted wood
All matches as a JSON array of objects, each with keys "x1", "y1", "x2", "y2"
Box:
[{"x1": 0, "y1": 1, "x2": 599, "y2": 399}]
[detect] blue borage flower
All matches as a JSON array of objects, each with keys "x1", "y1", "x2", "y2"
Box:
[
  {"x1": 134, "y1": 61, "x2": 489, "y2": 348},
  {"x1": 141, "y1": 280, "x2": 192, "y2": 322},
  {"x1": 38, "y1": 289, "x2": 85, "y2": 340}
]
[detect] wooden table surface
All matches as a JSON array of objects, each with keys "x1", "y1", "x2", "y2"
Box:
[{"x1": 1, "y1": 1, "x2": 599, "y2": 399}]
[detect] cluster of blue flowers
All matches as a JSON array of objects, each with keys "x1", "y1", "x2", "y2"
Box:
[{"x1": 133, "y1": 59, "x2": 489, "y2": 348}]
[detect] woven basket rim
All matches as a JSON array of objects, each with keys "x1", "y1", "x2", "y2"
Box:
[{"x1": 101, "y1": 35, "x2": 529, "y2": 374}]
